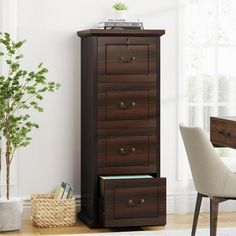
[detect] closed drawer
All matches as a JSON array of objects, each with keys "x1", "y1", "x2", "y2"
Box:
[
  {"x1": 97, "y1": 134, "x2": 157, "y2": 174},
  {"x1": 99, "y1": 177, "x2": 166, "y2": 227},
  {"x1": 98, "y1": 37, "x2": 157, "y2": 83},
  {"x1": 98, "y1": 89, "x2": 156, "y2": 122},
  {"x1": 106, "y1": 44, "x2": 148, "y2": 75},
  {"x1": 210, "y1": 117, "x2": 236, "y2": 149}
]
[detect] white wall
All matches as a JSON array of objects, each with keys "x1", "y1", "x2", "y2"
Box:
[{"x1": 3, "y1": 0, "x2": 216, "y2": 215}]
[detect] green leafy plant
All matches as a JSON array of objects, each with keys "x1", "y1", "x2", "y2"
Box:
[
  {"x1": 0, "y1": 32, "x2": 60, "y2": 199},
  {"x1": 112, "y1": 2, "x2": 128, "y2": 10}
]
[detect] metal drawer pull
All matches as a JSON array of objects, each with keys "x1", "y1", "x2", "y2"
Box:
[
  {"x1": 218, "y1": 130, "x2": 231, "y2": 138},
  {"x1": 126, "y1": 38, "x2": 131, "y2": 45},
  {"x1": 128, "y1": 198, "x2": 145, "y2": 208},
  {"x1": 120, "y1": 56, "x2": 136, "y2": 63},
  {"x1": 139, "y1": 198, "x2": 145, "y2": 204},
  {"x1": 120, "y1": 101, "x2": 136, "y2": 109},
  {"x1": 120, "y1": 146, "x2": 136, "y2": 155},
  {"x1": 128, "y1": 199, "x2": 135, "y2": 207}
]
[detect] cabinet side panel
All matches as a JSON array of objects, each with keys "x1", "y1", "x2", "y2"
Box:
[
  {"x1": 156, "y1": 37, "x2": 161, "y2": 177},
  {"x1": 80, "y1": 36, "x2": 98, "y2": 227}
]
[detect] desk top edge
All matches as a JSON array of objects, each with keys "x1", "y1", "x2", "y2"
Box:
[{"x1": 211, "y1": 116, "x2": 236, "y2": 122}]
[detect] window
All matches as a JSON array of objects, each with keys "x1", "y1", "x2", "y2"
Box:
[{"x1": 178, "y1": 0, "x2": 236, "y2": 179}]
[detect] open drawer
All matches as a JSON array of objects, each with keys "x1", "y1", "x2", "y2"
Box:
[{"x1": 99, "y1": 176, "x2": 166, "y2": 227}]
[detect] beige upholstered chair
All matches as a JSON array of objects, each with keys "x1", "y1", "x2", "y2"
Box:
[{"x1": 179, "y1": 124, "x2": 236, "y2": 236}]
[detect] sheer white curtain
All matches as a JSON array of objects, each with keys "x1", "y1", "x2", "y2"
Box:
[{"x1": 178, "y1": 0, "x2": 236, "y2": 179}]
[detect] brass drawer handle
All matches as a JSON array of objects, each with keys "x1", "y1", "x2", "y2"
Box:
[
  {"x1": 218, "y1": 130, "x2": 231, "y2": 138},
  {"x1": 120, "y1": 101, "x2": 136, "y2": 109},
  {"x1": 120, "y1": 146, "x2": 136, "y2": 156},
  {"x1": 120, "y1": 56, "x2": 136, "y2": 63},
  {"x1": 128, "y1": 198, "x2": 145, "y2": 208}
]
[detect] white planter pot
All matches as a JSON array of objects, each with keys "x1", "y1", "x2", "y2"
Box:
[
  {"x1": 0, "y1": 198, "x2": 23, "y2": 231},
  {"x1": 114, "y1": 10, "x2": 127, "y2": 21}
]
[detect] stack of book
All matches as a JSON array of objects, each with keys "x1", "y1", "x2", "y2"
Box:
[
  {"x1": 54, "y1": 181, "x2": 75, "y2": 200},
  {"x1": 98, "y1": 20, "x2": 144, "y2": 30}
]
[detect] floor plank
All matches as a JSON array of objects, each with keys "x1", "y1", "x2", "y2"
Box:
[{"x1": 3, "y1": 213, "x2": 236, "y2": 235}]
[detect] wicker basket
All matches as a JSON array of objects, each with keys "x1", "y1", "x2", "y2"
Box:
[{"x1": 31, "y1": 193, "x2": 75, "y2": 228}]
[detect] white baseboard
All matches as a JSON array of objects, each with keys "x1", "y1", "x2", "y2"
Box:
[
  {"x1": 167, "y1": 192, "x2": 206, "y2": 214},
  {"x1": 167, "y1": 192, "x2": 236, "y2": 214},
  {"x1": 22, "y1": 192, "x2": 236, "y2": 219}
]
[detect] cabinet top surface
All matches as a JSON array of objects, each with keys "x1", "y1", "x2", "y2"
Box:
[
  {"x1": 211, "y1": 116, "x2": 236, "y2": 122},
  {"x1": 77, "y1": 29, "x2": 165, "y2": 37}
]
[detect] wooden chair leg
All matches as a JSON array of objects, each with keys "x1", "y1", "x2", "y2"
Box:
[
  {"x1": 191, "y1": 193, "x2": 203, "y2": 236},
  {"x1": 210, "y1": 198, "x2": 219, "y2": 236}
]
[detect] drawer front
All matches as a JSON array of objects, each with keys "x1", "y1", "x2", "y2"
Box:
[
  {"x1": 99, "y1": 178, "x2": 166, "y2": 227},
  {"x1": 210, "y1": 117, "x2": 236, "y2": 149},
  {"x1": 98, "y1": 89, "x2": 156, "y2": 122},
  {"x1": 98, "y1": 135, "x2": 157, "y2": 174},
  {"x1": 98, "y1": 37, "x2": 157, "y2": 83},
  {"x1": 106, "y1": 44, "x2": 148, "y2": 75},
  {"x1": 114, "y1": 185, "x2": 158, "y2": 219}
]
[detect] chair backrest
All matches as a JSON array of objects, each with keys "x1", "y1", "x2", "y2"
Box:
[{"x1": 179, "y1": 124, "x2": 231, "y2": 197}]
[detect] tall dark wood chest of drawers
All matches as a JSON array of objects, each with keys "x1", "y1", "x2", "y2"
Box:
[{"x1": 77, "y1": 29, "x2": 166, "y2": 228}]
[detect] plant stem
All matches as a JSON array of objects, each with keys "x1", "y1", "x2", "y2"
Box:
[
  {"x1": 9, "y1": 147, "x2": 16, "y2": 164},
  {"x1": 5, "y1": 53, "x2": 13, "y2": 200},
  {"x1": 5, "y1": 105, "x2": 11, "y2": 200},
  {"x1": 6, "y1": 158, "x2": 10, "y2": 200},
  {"x1": 0, "y1": 135, "x2": 1, "y2": 198},
  {"x1": 5, "y1": 119, "x2": 12, "y2": 200},
  {"x1": 5, "y1": 137, "x2": 11, "y2": 200},
  {"x1": 10, "y1": 90, "x2": 42, "y2": 115}
]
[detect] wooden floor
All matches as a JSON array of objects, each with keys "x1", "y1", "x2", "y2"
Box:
[{"x1": 5, "y1": 213, "x2": 236, "y2": 235}]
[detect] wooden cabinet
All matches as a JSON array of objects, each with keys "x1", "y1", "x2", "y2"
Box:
[{"x1": 77, "y1": 29, "x2": 166, "y2": 228}]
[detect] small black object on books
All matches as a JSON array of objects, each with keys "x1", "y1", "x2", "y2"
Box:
[
  {"x1": 54, "y1": 181, "x2": 75, "y2": 200},
  {"x1": 98, "y1": 21, "x2": 144, "y2": 30}
]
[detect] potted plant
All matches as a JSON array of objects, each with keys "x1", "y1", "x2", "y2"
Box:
[
  {"x1": 0, "y1": 32, "x2": 60, "y2": 231},
  {"x1": 112, "y1": 2, "x2": 128, "y2": 21}
]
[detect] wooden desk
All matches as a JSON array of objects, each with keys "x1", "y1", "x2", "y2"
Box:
[{"x1": 210, "y1": 116, "x2": 236, "y2": 149}]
